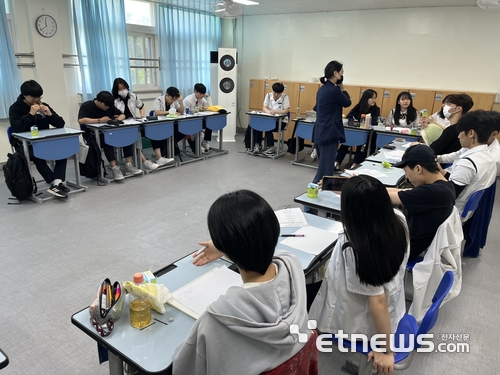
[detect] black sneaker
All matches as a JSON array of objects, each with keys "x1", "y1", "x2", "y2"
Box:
[
  {"x1": 58, "y1": 183, "x2": 70, "y2": 194},
  {"x1": 47, "y1": 184, "x2": 68, "y2": 198}
]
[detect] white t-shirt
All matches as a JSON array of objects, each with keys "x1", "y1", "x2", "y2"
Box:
[
  {"x1": 448, "y1": 145, "x2": 497, "y2": 220},
  {"x1": 431, "y1": 111, "x2": 451, "y2": 128},
  {"x1": 183, "y1": 93, "x2": 212, "y2": 111},
  {"x1": 152, "y1": 95, "x2": 180, "y2": 113},
  {"x1": 263, "y1": 93, "x2": 290, "y2": 123},
  {"x1": 114, "y1": 91, "x2": 144, "y2": 118},
  {"x1": 439, "y1": 138, "x2": 500, "y2": 174},
  {"x1": 309, "y1": 209, "x2": 409, "y2": 337}
]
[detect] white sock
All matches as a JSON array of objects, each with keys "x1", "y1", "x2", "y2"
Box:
[
  {"x1": 126, "y1": 162, "x2": 132, "y2": 167},
  {"x1": 53, "y1": 179, "x2": 62, "y2": 186}
]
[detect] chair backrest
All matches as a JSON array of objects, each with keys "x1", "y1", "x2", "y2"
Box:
[
  {"x1": 415, "y1": 271, "x2": 454, "y2": 345},
  {"x1": 461, "y1": 189, "x2": 485, "y2": 219},
  {"x1": 260, "y1": 330, "x2": 318, "y2": 375}
]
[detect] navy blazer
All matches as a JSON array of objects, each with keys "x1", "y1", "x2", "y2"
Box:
[{"x1": 312, "y1": 80, "x2": 351, "y2": 145}]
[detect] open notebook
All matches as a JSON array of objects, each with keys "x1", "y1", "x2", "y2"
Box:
[{"x1": 168, "y1": 266, "x2": 243, "y2": 320}]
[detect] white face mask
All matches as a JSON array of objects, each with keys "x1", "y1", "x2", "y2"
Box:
[
  {"x1": 442, "y1": 105, "x2": 456, "y2": 119},
  {"x1": 118, "y1": 89, "x2": 129, "y2": 97}
]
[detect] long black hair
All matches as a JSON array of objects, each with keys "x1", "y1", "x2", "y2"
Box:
[
  {"x1": 320, "y1": 61, "x2": 343, "y2": 85},
  {"x1": 394, "y1": 91, "x2": 417, "y2": 125},
  {"x1": 358, "y1": 89, "x2": 378, "y2": 117},
  {"x1": 112, "y1": 77, "x2": 130, "y2": 99},
  {"x1": 340, "y1": 175, "x2": 407, "y2": 286}
]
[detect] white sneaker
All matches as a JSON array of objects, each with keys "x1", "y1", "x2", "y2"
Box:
[
  {"x1": 124, "y1": 163, "x2": 142, "y2": 176},
  {"x1": 201, "y1": 140, "x2": 211, "y2": 153},
  {"x1": 263, "y1": 147, "x2": 275, "y2": 155},
  {"x1": 156, "y1": 157, "x2": 175, "y2": 166},
  {"x1": 111, "y1": 166, "x2": 124, "y2": 180},
  {"x1": 143, "y1": 160, "x2": 159, "y2": 171},
  {"x1": 311, "y1": 148, "x2": 317, "y2": 160}
]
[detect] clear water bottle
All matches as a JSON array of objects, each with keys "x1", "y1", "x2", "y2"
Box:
[
  {"x1": 129, "y1": 273, "x2": 151, "y2": 329},
  {"x1": 30, "y1": 125, "x2": 38, "y2": 136},
  {"x1": 296, "y1": 106, "x2": 300, "y2": 118}
]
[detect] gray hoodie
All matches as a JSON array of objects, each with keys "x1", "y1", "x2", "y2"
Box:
[{"x1": 173, "y1": 251, "x2": 309, "y2": 375}]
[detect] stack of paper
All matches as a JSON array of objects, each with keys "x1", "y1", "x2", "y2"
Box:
[{"x1": 275, "y1": 208, "x2": 308, "y2": 227}]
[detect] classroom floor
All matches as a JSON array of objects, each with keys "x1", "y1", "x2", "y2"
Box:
[{"x1": 1, "y1": 134, "x2": 498, "y2": 375}]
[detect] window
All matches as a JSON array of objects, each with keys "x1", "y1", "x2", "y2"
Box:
[
  {"x1": 125, "y1": 0, "x2": 159, "y2": 89},
  {"x1": 4, "y1": 0, "x2": 9, "y2": 14}
]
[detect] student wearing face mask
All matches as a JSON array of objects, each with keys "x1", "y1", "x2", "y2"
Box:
[
  {"x1": 385, "y1": 91, "x2": 419, "y2": 128},
  {"x1": 429, "y1": 94, "x2": 474, "y2": 156},
  {"x1": 112, "y1": 78, "x2": 162, "y2": 170},
  {"x1": 431, "y1": 94, "x2": 452, "y2": 129}
]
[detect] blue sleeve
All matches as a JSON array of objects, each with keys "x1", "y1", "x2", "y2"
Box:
[{"x1": 338, "y1": 90, "x2": 352, "y2": 108}]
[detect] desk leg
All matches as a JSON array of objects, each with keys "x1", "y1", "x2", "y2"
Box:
[
  {"x1": 108, "y1": 352, "x2": 123, "y2": 375},
  {"x1": 21, "y1": 139, "x2": 42, "y2": 204},
  {"x1": 93, "y1": 130, "x2": 110, "y2": 185},
  {"x1": 249, "y1": 126, "x2": 254, "y2": 154},
  {"x1": 66, "y1": 152, "x2": 88, "y2": 192},
  {"x1": 219, "y1": 128, "x2": 224, "y2": 150},
  {"x1": 271, "y1": 118, "x2": 285, "y2": 160},
  {"x1": 136, "y1": 132, "x2": 143, "y2": 170}
]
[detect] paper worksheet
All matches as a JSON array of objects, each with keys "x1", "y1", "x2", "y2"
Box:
[
  {"x1": 279, "y1": 226, "x2": 338, "y2": 255},
  {"x1": 383, "y1": 150, "x2": 405, "y2": 162},
  {"x1": 275, "y1": 208, "x2": 308, "y2": 227},
  {"x1": 169, "y1": 266, "x2": 242, "y2": 319},
  {"x1": 344, "y1": 169, "x2": 388, "y2": 178}
]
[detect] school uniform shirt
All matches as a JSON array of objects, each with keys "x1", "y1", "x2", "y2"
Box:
[
  {"x1": 448, "y1": 145, "x2": 496, "y2": 220},
  {"x1": 9, "y1": 94, "x2": 65, "y2": 147},
  {"x1": 183, "y1": 93, "x2": 212, "y2": 111},
  {"x1": 309, "y1": 209, "x2": 409, "y2": 338},
  {"x1": 386, "y1": 109, "x2": 419, "y2": 128},
  {"x1": 173, "y1": 251, "x2": 309, "y2": 375},
  {"x1": 263, "y1": 92, "x2": 290, "y2": 124},
  {"x1": 431, "y1": 111, "x2": 450, "y2": 128},
  {"x1": 312, "y1": 81, "x2": 351, "y2": 145},
  {"x1": 438, "y1": 138, "x2": 500, "y2": 174},
  {"x1": 398, "y1": 180, "x2": 456, "y2": 260},
  {"x1": 114, "y1": 91, "x2": 144, "y2": 118},
  {"x1": 429, "y1": 124, "x2": 461, "y2": 156},
  {"x1": 152, "y1": 95, "x2": 180, "y2": 112}
]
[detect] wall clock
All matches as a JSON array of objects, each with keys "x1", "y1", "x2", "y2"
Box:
[{"x1": 36, "y1": 15, "x2": 57, "y2": 38}]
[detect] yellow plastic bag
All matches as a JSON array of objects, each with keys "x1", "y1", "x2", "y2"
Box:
[
  {"x1": 206, "y1": 105, "x2": 223, "y2": 112},
  {"x1": 123, "y1": 281, "x2": 171, "y2": 314}
]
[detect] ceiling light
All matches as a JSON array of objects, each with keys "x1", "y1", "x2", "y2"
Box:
[{"x1": 233, "y1": 0, "x2": 259, "y2": 5}]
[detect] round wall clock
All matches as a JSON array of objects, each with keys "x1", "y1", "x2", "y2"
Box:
[{"x1": 36, "y1": 15, "x2": 57, "y2": 38}]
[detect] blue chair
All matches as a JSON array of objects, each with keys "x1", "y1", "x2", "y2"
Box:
[
  {"x1": 333, "y1": 271, "x2": 454, "y2": 375},
  {"x1": 461, "y1": 189, "x2": 485, "y2": 221}
]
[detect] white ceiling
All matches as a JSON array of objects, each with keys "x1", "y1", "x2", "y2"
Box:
[{"x1": 154, "y1": 0, "x2": 479, "y2": 16}]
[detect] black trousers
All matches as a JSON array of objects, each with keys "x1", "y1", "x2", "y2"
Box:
[
  {"x1": 25, "y1": 145, "x2": 67, "y2": 184},
  {"x1": 253, "y1": 121, "x2": 287, "y2": 147},
  {"x1": 96, "y1": 133, "x2": 134, "y2": 163}
]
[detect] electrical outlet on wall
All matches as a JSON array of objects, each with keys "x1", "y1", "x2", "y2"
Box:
[{"x1": 495, "y1": 93, "x2": 500, "y2": 103}]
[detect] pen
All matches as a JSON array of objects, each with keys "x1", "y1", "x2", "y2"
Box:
[
  {"x1": 194, "y1": 246, "x2": 206, "y2": 256},
  {"x1": 280, "y1": 234, "x2": 305, "y2": 237}
]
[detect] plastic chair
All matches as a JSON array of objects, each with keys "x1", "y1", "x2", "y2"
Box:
[
  {"x1": 461, "y1": 189, "x2": 485, "y2": 221},
  {"x1": 260, "y1": 330, "x2": 318, "y2": 375},
  {"x1": 332, "y1": 271, "x2": 454, "y2": 375},
  {"x1": 7, "y1": 126, "x2": 15, "y2": 152}
]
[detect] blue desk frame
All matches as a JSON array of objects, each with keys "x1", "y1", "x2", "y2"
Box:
[
  {"x1": 203, "y1": 112, "x2": 229, "y2": 159},
  {"x1": 246, "y1": 112, "x2": 287, "y2": 159},
  {"x1": 291, "y1": 119, "x2": 318, "y2": 169},
  {"x1": 84, "y1": 122, "x2": 142, "y2": 184},
  {"x1": 12, "y1": 128, "x2": 87, "y2": 203}
]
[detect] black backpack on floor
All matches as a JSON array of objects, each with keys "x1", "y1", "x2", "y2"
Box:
[
  {"x1": 3, "y1": 150, "x2": 37, "y2": 203},
  {"x1": 79, "y1": 134, "x2": 104, "y2": 179}
]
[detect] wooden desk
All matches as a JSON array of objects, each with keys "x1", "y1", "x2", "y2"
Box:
[{"x1": 12, "y1": 128, "x2": 87, "y2": 203}]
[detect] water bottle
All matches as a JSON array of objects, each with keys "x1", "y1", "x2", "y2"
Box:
[
  {"x1": 365, "y1": 114, "x2": 372, "y2": 129},
  {"x1": 30, "y1": 125, "x2": 38, "y2": 136},
  {"x1": 185, "y1": 107, "x2": 190, "y2": 115},
  {"x1": 296, "y1": 106, "x2": 300, "y2": 118},
  {"x1": 129, "y1": 273, "x2": 152, "y2": 329}
]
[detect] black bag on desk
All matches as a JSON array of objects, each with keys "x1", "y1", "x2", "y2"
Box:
[
  {"x1": 79, "y1": 134, "x2": 104, "y2": 179},
  {"x1": 3, "y1": 150, "x2": 37, "y2": 203}
]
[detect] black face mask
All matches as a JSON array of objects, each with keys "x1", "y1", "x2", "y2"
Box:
[{"x1": 336, "y1": 75, "x2": 344, "y2": 84}]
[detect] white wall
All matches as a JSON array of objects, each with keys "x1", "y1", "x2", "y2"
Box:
[{"x1": 235, "y1": 6, "x2": 500, "y2": 128}]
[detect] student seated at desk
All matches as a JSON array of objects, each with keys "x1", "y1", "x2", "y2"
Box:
[
  {"x1": 387, "y1": 145, "x2": 456, "y2": 261},
  {"x1": 252, "y1": 82, "x2": 290, "y2": 155},
  {"x1": 174, "y1": 190, "x2": 309, "y2": 375},
  {"x1": 428, "y1": 93, "x2": 474, "y2": 156},
  {"x1": 385, "y1": 91, "x2": 419, "y2": 129},
  {"x1": 9, "y1": 80, "x2": 69, "y2": 198},
  {"x1": 152, "y1": 87, "x2": 196, "y2": 154},
  {"x1": 78, "y1": 91, "x2": 142, "y2": 181},
  {"x1": 335, "y1": 89, "x2": 380, "y2": 169},
  {"x1": 309, "y1": 175, "x2": 409, "y2": 375},
  {"x1": 112, "y1": 78, "x2": 160, "y2": 170},
  {"x1": 436, "y1": 110, "x2": 497, "y2": 221},
  {"x1": 431, "y1": 94, "x2": 452, "y2": 129},
  {"x1": 183, "y1": 83, "x2": 213, "y2": 154}
]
